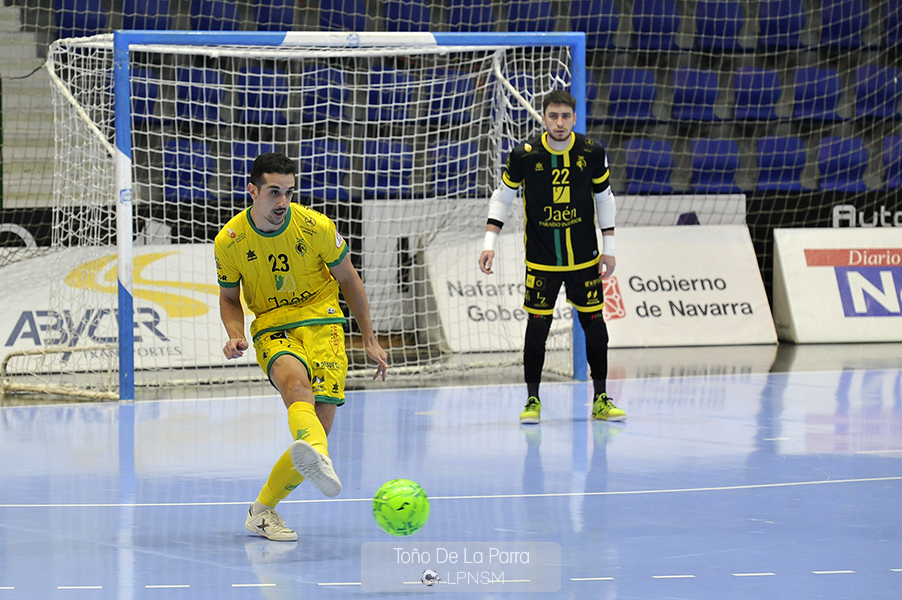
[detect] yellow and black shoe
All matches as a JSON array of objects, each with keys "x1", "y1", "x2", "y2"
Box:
[
  {"x1": 519, "y1": 396, "x2": 541, "y2": 424},
  {"x1": 591, "y1": 393, "x2": 626, "y2": 422}
]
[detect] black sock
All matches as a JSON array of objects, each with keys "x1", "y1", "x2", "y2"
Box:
[{"x1": 527, "y1": 382, "x2": 540, "y2": 399}]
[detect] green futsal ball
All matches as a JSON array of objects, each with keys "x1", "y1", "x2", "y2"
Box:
[{"x1": 373, "y1": 479, "x2": 430, "y2": 536}]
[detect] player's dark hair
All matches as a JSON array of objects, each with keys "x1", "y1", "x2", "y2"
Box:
[
  {"x1": 249, "y1": 152, "x2": 296, "y2": 188},
  {"x1": 542, "y1": 90, "x2": 577, "y2": 113}
]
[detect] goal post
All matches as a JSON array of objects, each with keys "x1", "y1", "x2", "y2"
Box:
[{"x1": 26, "y1": 30, "x2": 588, "y2": 400}]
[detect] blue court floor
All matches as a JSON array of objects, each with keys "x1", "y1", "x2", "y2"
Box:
[{"x1": 1, "y1": 347, "x2": 901, "y2": 599}]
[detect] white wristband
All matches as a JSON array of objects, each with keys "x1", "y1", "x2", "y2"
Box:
[
  {"x1": 602, "y1": 234, "x2": 615, "y2": 257},
  {"x1": 483, "y1": 230, "x2": 499, "y2": 252}
]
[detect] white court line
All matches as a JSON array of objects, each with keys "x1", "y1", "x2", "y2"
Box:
[
  {"x1": 892, "y1": 569, "x2": 902, "y2": 572},
  {"x1": 4, "y1": 476, "x2": 901, "y2": 509},
  {"x1": 58, "y1": 586, "x2": 102, "y2": 590},
  {"x1": 652, "y1": 575, "x2": 695, "y2": 579},
  {"x1": 855, "y1": 449, "x2": 902, "y2": 454},
  {"x1": 0, "y1": 587, "x2": 13, "y2": 590},
  {"x1": 571, "y1": 576, "x2": 615, "y2": 581},
  {"x1": 318, "y1": 582, "x2": 361, "y2": 586},
  {"x1": 231, "y1": 583, "x2": 276, "y2": 587},
  {"x1": 733, "y1": 572, "x2": 775, "y2": 577},
  {"x1": 812, "y1": 570, "x2": 855, "y2": 575},
  {"x1": 145, "y1": 584, "x2": 189, "y2": 588}
]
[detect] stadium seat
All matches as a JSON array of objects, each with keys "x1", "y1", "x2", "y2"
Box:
[
  {"x1": 886, "y1": 1, "x2": 902, "y2": 48},
  {"x1": 624, "y1": 139, "x2": 674, "y2": 194},
  {"x1": 631, "y1": 0, "x2": 680, "y2": 51},
  {"x1": 792, "y1": 67, "x2": 843, "y2": 122},
  {"x1": 131, "y1": 67, "x2": 160, "y2": 127},
  {"x1": 733, "y1": 67, "x2": 781, "y2": 121},
  {"x1": 695, "y1": 0, "x2": 745, "y2": 52},
  {"x1": 55, "y1": 0, "x2": 106, "y2": 39},
  {"x1": 431, "y1": 140, "x2": 478, "y2": 196},
  {"x1": 818, "y1": 137, "x2": 868, "y2": 192},
  {"x1": 319, "y1": 0, "x2": 367, "y2": 31},
  {"x1": 383, "y1": 0, "x2": 430, "y2": 31},
  {"x1": 606, "y1": 68, "x2": 657, "y2": 123},
  {"x1": 756, "y1": 136, "x2": 805, "y2": 191},
  {"x1": 297, "y1": 139, "x2": 351, "y2": 201},
  {"x1": 122, "y1": 0, "x2": 171, "y2": 31},
  {"x1": 231, "y1": 141, "x2": 279, "y2": 200},
  {"x1": 820, "y1": 0, "x2": 868, "y2": 50},
  {"x1": 175, "y1": 68, "x2": 223, "y2": 124},
  {"x1": 363, "y1": 141, "x2": 415, "y2": 199},
  {"x1": 506, "y1": 0, "x2": 555, "y2": 33},
  {"x1": 445, "y1": 0, "x2": 495, "y2": 32},
  {"x1": 190, "y1": 0, "x2": 239, "y2": 31},
  {"x1": 883, "y1": 136, "x2": 902, "y2": 188},
  {"x1": 367, "y1": 67, "x2": 413, "y2": 121},
  {"x1": 691, "y1": 138, "x2": 741, "y2": 193},
  {"x1": 855, "y1": 65, "x2": 902, "y2": 120},
  {"x1": 254, "y1": 0, "x2": 295, "y2": 31},
  {"x1": 757, "y1": 0, "x2": 806, "y2": 50},
  {"x1": 300, "y1": 66, "x2": 348, "y2": 122},
  {"x1": 162, "y1": 139, "x2": 216, "y2": 202},
  {"x1": 237, "y1": 66, "x2": 288, "y2": 126},
  {"x1": 428, "y1": 70, "x2": 474, "y2": 125},
  {"x1": 671, "y1": 68, "x2": 720, "y2": 121},
  {"x1": 570, "y1": 0, "x2": 619, "y2": 50}
]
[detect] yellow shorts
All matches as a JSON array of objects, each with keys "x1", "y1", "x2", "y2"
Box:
[{"x1": 253, "y1": 323, "x2": 348, "y2": 405}]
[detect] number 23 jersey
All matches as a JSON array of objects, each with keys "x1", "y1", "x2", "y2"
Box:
[
  {"x1": 214, "y1": 203, "x2": 348, "y2": 339},
  {"x1": 503, "y1": 131, "x2": 611, "y2": 272}
]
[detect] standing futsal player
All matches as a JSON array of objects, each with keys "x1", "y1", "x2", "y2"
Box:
[
  {"x1": 477, "y1": 90, "x2": 625, "y2": 424},
  {"x1": 216, "y1": 152, "x2": 389, "y2": 541}
]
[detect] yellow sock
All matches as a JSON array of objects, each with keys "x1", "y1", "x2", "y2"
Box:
[
  {"x1": 256, "y1": 450, "x2": 304, "y2": 508},
  {"x1": 287, "y1": 401, "x2": 329, "y2": 456}
]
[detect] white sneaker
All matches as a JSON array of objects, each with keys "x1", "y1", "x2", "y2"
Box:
[
  {"x1": 244, "y1": 506, "x2": 298, "y2": 542},
  {"x1": 289, "y1": 439, "x2": 342, "y2": 497}
]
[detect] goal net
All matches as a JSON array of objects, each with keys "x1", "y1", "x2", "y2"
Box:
[{"x1": 5, "y1": 31, "x2": 586, "y2": 399}]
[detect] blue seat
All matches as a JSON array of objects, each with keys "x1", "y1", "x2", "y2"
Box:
[
  {"x1": 122, "y1": 0, "x2": 171, "y2": 30},
  {"x1": 384, "y1": 0, "x2": 430, "y2": 31},
  {"x1": 446, "y1": 0, "x2": 495, "y2": 32},
  {"x1": 733, "y1": 67, "x2": 781, "y2": 121},
  {"x1": 431, "y1": 140, "x2": 478, "y2": 196},
  {"x1": 175, "y1": 68, "x2": 223, "y2": 124},
  {"x1": 695, "y1": 0, "x2": 745, "y2": 52},
  {"x1": 757, "y1": 0, "x2": 806, "y2": 50},
  {"x1": 571, "y1": 0, "x2": 619, "y2": 50},
  {"x1": 131, "y1": 67, "x2": 160, "y2": 127},
  {"x1": 855, "y1": 65, "x2": 902, "y2": 120},
  {"x1": 607, "y1": 68, "x2": 657, "y2": 123},
  {"x1": 254, "y1": 0, "x2": 295, "y2": 31},
  {"x1": 793, "y1": 67, "x2": 843, "y2": 122},
  {"x1": 757, "y1": 136, "x2": 805, "y2": 191},
  {"x1": 231, "y1": 141, "x2": 279, "y2": 200},
  {"x1": 506, "y1": 0, "x2": 555, "y2": 32},
  {"x1": 821, "y1": 0, "x2": 868, "y2": 50},
  {"x1": 886, "y1": 1, "x2": 902, "y2": 48},
  {"x1": 319, "y1": 0, "x2": 367, "y2": 31},
  {"x1": 691, "y1": 139, "x2": 741, "y2": 193},
  {"x1": 301, "y1": 67, "x2": 348, "y2": 123},
  {"x1": 237, "y1": 66, "x2": 288, "y2": 125},
  {"x1": 363, "y1": 141, "x2": 414, "y2": 199},
  {"x1": 162, "y1": 139, "x2": 216, "y2": 202},
  {"x1": 818, "y1": 137, "x2": 868, "y2": 192},
  {"x1": 624, "y1": 139, "x2": 674, "y2": 194},
  {"x1": 672, "y1": 68, "x2": 720, "y2": 121},
  {"x1": 190, "y1": 0, "x2": 239, "y2": 31},
  {"x1": 297, "y1": 139, "x2": 351, "y2": 201},
  {"x1": 883, "y1": 136, "x2": 902, "y2": 189},
  {"x1": 55, "y1": 0, "x2": 106, "y2": 39},
  {"x1": 631, "y1": 0, "x2": 680, "y2": 51},
  {"x1": 367, "y1": 67, "x2": 413, "y2": 121},
  {"x1": 428, "y1": 70, "x2": 474, "y2": 125}
]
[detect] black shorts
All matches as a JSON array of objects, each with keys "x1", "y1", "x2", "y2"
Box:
[{"x1": 523, "y1": 265, "x2": 604, "y2": 315}]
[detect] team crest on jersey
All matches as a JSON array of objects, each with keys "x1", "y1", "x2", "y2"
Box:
[
  {"x1": 227, "y1": 228, "x2": 237, "y2": 239},
  {"x1": 577, "y1": 155, "x2": 587, "y2": 171},
  {"x1": 295, "y1": 239, "x2": 307, "y2": 256},
  {"x1": 524, "y1": 143, "x2": 532, "y2": 152}
]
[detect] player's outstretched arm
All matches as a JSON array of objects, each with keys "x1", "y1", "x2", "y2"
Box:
[
  {"x1": 329, "y1": 255, "x2": 389, "y2": 381},
  {"x1": 219, "y1": 286, "x2": 249, "y2": 359}
]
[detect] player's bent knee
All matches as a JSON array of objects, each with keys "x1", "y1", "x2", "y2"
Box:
[{"x1": 578, "y1": 311, "x2": 609, "y2": 347}]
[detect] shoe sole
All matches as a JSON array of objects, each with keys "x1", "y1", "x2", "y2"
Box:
[
  {"x1": 289, "y1": 440, "x2": 342, "y2": 497},
  {"x1": 593, "y1": 414, "x2": 627, "y2": 422},
  {"x1": 520, "y1": 417, "x2": 540, "y2": 424}
]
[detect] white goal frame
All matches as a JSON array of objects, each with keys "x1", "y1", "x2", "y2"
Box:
[{"x1": 101, "y1": 30, "x2": 588, "y2": 400}]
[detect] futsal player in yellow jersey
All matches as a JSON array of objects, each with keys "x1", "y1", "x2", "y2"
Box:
[{"x1": 216, "y1": 152, "x2": 388, "y2": 541}]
